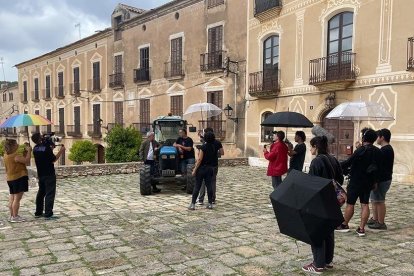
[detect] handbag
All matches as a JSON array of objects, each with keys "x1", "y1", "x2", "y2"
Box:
[{"x1": 321, "y1": 155, "x2": 347, "y2": 207}]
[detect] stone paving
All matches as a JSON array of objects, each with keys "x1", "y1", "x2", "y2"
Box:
[{"x1": 0, "y1": 166, "x2": 413, "y2": 276}]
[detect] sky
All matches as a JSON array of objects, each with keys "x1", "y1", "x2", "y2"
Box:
[{"x1": 0, "y1": 0, "x2": 171, "y2": 81}]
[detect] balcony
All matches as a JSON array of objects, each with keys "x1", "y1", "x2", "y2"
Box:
[
  {"x1": 20, "y1": 93, "x2": 28, "y2": 104},
  {"x1": 88, "y1": 124, "x2": 102, "y2": 138},
  {"x1": 54, "y1": 125, "x2": 65, "y2": 137},
  {"x1": 69, "y1": 82, "x2": 81, "y2": 96},
  {"x1": 207, "y1": 0, "x2": 224, "y2": 9},
  {"x1": 107, "y1": 123, "x2": 124, "y2": 132},
  {"x1": 55, "y1": 86, "x2": 65, "y2": 99},
  {"x1": 32, "y1": 91, "x2": 40, "y2": 102},
  {"x1": 43, "y1": 89, "x2": 52, "y2": 101},
  {"x1": 66, "y1": 125, "x2": 82, "y2": 137},
  {"x1": 254, "y1": 0, "x2": 282, "y2": 22},
  {"x1": 88, "y1": 78, "x2": 101, "y2": 93},
  {"x1": 0, "y1": 128, "x2": 18, "y2": 137},
  {"x1": 133, "y1": 68, "x2": 151, "y2": 83},
  {"x1": 132, "y1": 123, "x2": 152, "y2": 134},
  {"x1": 41, "y1": 125, "x2": 52, "y2": 134},
  {"x1": 164, "y1": 61, "x2": 185, "y2": 79},
  {"x1": 407, "y1": 37, "x2": 414, "y2": 71},
  {"x1": 309, "y1": 52, "x2": 356, "y2": 91},
  {"x1": 109, "y1": 73, "x2": 124, "y2": 89},
  {"x1": 200, "y1": 51, "x2": 226, "y2": 72},
  {"x1": 198, "y1": 120, "x2": 226, "y2": 141},
  {"x1": 249, "y1": 69, "x2": 280, "y2": 99}
]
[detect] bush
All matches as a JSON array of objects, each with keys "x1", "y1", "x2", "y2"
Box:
[
  {"x1": 105, "y1": 125, "x2": 142, "y2": 163},
  {"x1": 69, "y1": 140, "x2": 96, "y2": 164},
  {"x1": 0, "y1": 140, "x2": 5, "y2": 157}
]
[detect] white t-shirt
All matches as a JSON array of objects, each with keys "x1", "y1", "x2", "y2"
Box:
[{"x1": 147, "y1": 142, "x2": 154, "y2": 161}]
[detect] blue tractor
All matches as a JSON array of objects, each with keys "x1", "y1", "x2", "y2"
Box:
[{"x1": 139, "y1": 115, "x2": 196, "y2": 195}]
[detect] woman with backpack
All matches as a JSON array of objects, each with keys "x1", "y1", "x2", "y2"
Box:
[{"x1": 302, "y1": 135, "x2": 343, "y2": 274}]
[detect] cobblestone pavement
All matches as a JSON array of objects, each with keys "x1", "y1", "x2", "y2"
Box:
[{"x1": 0, "y1": 166, "x2": 413, "y2": 276}]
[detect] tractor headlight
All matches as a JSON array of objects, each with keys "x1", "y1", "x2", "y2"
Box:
[
  {"x1": 169, "y1": 155, "x2": 175, "y2": 159},
  {"x1": 161, "y1": 155, "x2": 168, "y2": 159}
]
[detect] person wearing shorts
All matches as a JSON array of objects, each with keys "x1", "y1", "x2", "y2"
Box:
[
  {"x1": 368, "y1": 129, "x2": 394, "y2": 230},
  {"x1": 337, "y1": 129, "x2": 382, "y2": 237},
  {"x1": 3, "y1": 139, "x2": 31, "y2": 223}
]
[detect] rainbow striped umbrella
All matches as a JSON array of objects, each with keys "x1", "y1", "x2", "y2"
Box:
[{"x1": 0, "y1": 114, "x2": 52, "y2": 128}]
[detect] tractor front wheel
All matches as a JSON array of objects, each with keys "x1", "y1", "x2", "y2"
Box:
[{"x1": 140, "y1": 165, "x2": 153, "y2": 195}]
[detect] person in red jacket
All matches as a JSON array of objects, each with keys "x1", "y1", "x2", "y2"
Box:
[{"x1": 263, "y1": 131, "x2": 289, "y2": 189}]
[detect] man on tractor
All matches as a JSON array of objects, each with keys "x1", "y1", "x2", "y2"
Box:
[{"x1": 139, "y1": 132, "x2": 161, "y2": 193}]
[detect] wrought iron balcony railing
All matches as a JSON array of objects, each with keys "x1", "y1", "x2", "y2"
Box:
[
  {"x1": 164, "y1": 60, "x2": 185, "y2": 79},
  {"x1": 407, "y1": 37, "x2": 414, "y2": 71},
  {"x1": 0, "y1": 128, "x2": 18, "y2": 137},
  {"x1": 42, "y1": 88, "x2": 51, "y2": 101},
  {"x1": 69, "y1": 82, "x2": 81, "y2": 96},
  {"x1": 54, "y1": 125, "x2": 65, "y2": 136},
  {"x1": 134, "y1": 68, "x2": 151, "y2": 83},
  {"x1": 249, "y1": 69, "x2": 280, "y2": 98},
  {"x1": 132, "y1": 123, "x2": 152, "y2": 134},
  {"x1": 87, "y1": 124, "x2": 102, "y2": 138},
  {"x1": 109, "y1": 73, "x2": 124, "y2": 88},
  {"x1": 198, "y1": 120, "x2": 226, "y2": 141},
  {"x1": 88, "y1": 78, "x2": 101, "y2": 92},
  {"x1": 66, "y1": 125, "x2": 82, "y2": 137},
  {"x1": 20, "y1": 93, "x2": 28, "y2": 103},
  {"x1": 207, "y1": 0, "x2": 224, "y2": 9},
  {"x1": 200, "y1": 51, "x2": 226, "y2": 72},
  {"x1": 55, "y1": 86, "x2": 65, "y2": 99},
  {"x1": 254, "y1": 0, "x2": 282, "y2": 19},
  {"x1": 309, "y1": 52, "x2": 356, "y2": 86}
]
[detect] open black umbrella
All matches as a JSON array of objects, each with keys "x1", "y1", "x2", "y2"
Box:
[
  {"x1": 261, "y1": 111, "x2": 313, "y2": 128},
  {"x1": 270, "y1": 170, "x2": 344, "y2": 245}
]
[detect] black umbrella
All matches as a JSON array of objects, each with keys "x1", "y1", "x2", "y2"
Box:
[
  {"x1": 270, "y1": 170, "x2": 344, "y2": 245},
  {"x1": 261, "y1": 111, "x2": 313, "y2": 128}
]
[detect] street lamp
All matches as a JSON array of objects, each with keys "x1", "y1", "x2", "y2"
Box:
[{"x1": 223, "y1": 104, "x2": 238, "y2": 123}]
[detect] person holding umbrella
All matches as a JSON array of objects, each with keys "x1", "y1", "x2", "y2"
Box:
[
  {"x1": 263, "y1": 131, "x2": 288, "y2": 189},
  {"x1": 302, "y1": 136, "x2": 343, "y2": 273}
]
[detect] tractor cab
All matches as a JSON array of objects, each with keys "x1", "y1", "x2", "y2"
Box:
[{"x1": 153, "y1": 115, "x2": 186, "y2": 146}]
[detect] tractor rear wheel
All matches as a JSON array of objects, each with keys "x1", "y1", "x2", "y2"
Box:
[
  {"x1": 140, "y1": 165, "x2": 152, "y2": 195},
  {"x1": 186, "y1": 164, "x2": 196, "y2": 194}
]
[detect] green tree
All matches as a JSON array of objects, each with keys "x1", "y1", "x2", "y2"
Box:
[
  {"x1": 68, "y1": 140, "x2": 96, "y2": 164},
  {"x1": 105, "y1": 125, "x2": 142, "y2": 163},
  {"x1": 0, "y1": 140, "x2": 6, "y2": 157}
]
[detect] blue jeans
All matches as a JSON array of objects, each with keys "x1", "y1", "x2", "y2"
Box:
[{"x1": 180, "y1": 158, "x2": 195, "y2": 175}]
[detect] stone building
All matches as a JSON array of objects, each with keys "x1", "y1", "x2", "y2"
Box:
[
  {"x1": 245, "y1": 0, "x2": 414, "y2": 182},
  {"x1": 15, "y1": 0, "x2": 248, "y2": 164},
  {"x1": 0, "y1": 83, "x2": 20, "y2": 138}
]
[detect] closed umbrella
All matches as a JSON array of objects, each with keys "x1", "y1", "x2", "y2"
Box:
[{"x1": 270, "y1": 170, "x2": 344, "y2": 245}]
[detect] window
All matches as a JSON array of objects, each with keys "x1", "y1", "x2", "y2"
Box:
[
  {"x1": 262, "y1": 35, "x2": 279, "y2": 90},
  {"x1": 139, "y1": 99, "x2": 151, "y2": 133},
  {"x1": 74, "y1": 106, "x2": 81, "y2": 134},
  {"x1": 23, "y1": 81, "x2": 28, "y2": 101},
  {"x1": 114, "y1": 55, "x2": 122, "y2": 74},
  {"x1": 2, "y1": 92, "x2": 6, "y2": 102},
  {"x1": 34, "y1": 78, "x2": 39, "y2": 100},
  {"x1": 206, "y1": 91, "x2": 224, "y2": 138},
  {"x1": 140, "y1": 47, "x2": 150, "y2": 69},
  {"x1": 93, "y1": 62, "x2": 100, "y2": 91},
  {"x1": 261, "y1": 112, "x2": 273, "y2": 142},
  {"x1": 171, "y1": 37, "x2": 183, "y2": 76},
  {"x1": 114, "y1": 102, "x2": 123, "y2": 125},
  {"x1": 59, "y1": 108, "x2": 65, "y2": 134},
  {"x1": 208, "y1": 25, "x2": 223, "y2": 54},
  {"x1": 35, "y1": 110, "x2": 40, "y2": 133},
  {"x1": 73, "y1": 67, "x2": 80, "y2": 93},
  {"x1": 9, "y1": 92, "x2": 13, "y2": 101},
  {"x1": 170, "y1": 95, "x2": 183, "y2": 117},
  {"x1": 92, "y1": 104, "x2": 100, "y2": 134},
  {"x1": 58, "y1": 72, "x2": 64, "y2": 97},
  {"x1": 46, "y1": 109, "x2": 52, "y2": 133},
  {"x1": 45, "y1": 75, "x2": 51, "y2": 98}
]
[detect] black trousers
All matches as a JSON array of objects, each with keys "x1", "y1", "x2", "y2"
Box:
[
  {"x1": 35, "y1": 175, "x2": 56, "y2": 217},
  {"x1": 144, "y1": 160, "x2": 158, "y2": 189},
  {"x1": 192, "y1": 166, "x2": 214, "y2": 204},
  {"x1": 198, "y1": 166, "x2": 218, "y2": 202},
  {"x1": 311, "y1": 231, "x2": 335, "y2": 268}
]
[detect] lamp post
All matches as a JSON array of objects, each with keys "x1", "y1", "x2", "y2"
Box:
[{"x1": 223, "y1": 104, "x2": 238, "y2": 123}]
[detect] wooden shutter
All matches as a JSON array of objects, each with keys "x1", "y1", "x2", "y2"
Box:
[
  {"x1": 58, "y1": 72, "x2": 63, "y2": 86},
  {"x1": 114, "y1": 55, "x2": 122, "y2": 74},
  {"x1": 59, "y1": 108, "x2": 64, "y2": 133},
  {"x1": 34, "y1": 78, "x2": 39, "y2": 99},
  {"x1": 170, "y1": 95, "x2": 183, "y2": 117},
  {"x1": 171, "y1": 37, "x2": 182, "y2": 75},
  {"x1": 46, "y1": 75, "x2": 51, "y2": 98},
  {"x1": 35, "y1": 110, "x2": 40, "y2": 133},
  {"x1": 140, "y1": 47, "x2": 150, "y2": 69},
  {"x1": 23, "y1": 81, "x2": 27, "y2": 101},
  {"x1": 93, "y1": 104, "x2": 100, "y2": 133},
  {"x1": 207, "y1": 91, "x2": 223, "y2": 121},
  {"x1": 74, "y1": 106, "x2": 81, "y2": 133},
  {"x1": 46, "y1": 109, "x2": 52, "y2": 133},
  {"x1": 208, "y1": 25, "x2": 223, "y2": 53},
  {"x1": 73, "y1": 67, "x2": 79, "y2": 83},
  {"x1": 114, "y1": 102, "x2": 123, "y2": 124}
]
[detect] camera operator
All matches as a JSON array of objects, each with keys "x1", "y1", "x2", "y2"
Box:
[{"x1": 31, "y1": 133, "x2": 65, "y2": 220}]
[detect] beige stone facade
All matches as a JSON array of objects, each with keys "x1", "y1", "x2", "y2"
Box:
[
  {"x1": 245, "y1": 0, "x2": 414, "y2": 182},
  {"x1": 0, "y1": 84, "x2": 19, "y2": 138},
  {"x1": 15, "y1": 0, "x2": 247, "y2": 164}
]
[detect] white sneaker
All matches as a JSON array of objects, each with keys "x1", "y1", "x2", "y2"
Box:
[
  {"x1": 10, "y1": 216, "x2": 24, "y2": 223},
  {"x1": 268, "y1": 203, "x2": 273, "y2": 208}
]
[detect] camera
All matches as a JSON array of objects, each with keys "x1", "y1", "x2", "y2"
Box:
[{"x1": 42, "y1": 132, "x2": 62, "y2": 148}]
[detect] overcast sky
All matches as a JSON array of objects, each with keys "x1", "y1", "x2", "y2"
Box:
[{"x1": 0, "y1": 0, "x2": 171, "y2": 81}]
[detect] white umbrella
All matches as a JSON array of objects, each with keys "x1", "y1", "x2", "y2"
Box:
[
  {"x1": 184, "y1": 103, "x2": 222, "y2": 130},
  {"x1": 326, "y1": 100, "x2": 394, "y2": 136}
]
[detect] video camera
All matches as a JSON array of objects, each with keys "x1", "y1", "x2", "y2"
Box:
[{"x1": 42, "y1": 132, "x2": 62, "y2": 148}]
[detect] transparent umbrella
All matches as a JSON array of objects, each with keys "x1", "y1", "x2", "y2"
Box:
[
  {"x1": 183, "y1": 103, "x2": 222, "y2": 129},
  {"x1": 326, "y1": 100, "x2": 394, "y2": 135}
]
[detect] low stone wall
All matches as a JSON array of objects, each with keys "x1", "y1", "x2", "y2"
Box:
[{"x1": 54, "y1": 158, "x2": 248, "y2": 178}]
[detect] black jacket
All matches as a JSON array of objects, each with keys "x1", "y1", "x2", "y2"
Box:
[{"x1": 309, "y1": 154, "x2": 344, "y2": 185}]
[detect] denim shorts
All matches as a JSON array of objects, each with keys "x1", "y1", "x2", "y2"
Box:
[{"x1": 370, "y1": 180, "x2": 392, "y2": 202}]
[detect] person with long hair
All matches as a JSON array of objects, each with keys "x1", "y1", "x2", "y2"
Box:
[
  {"x1": 302, "y1": 136, "x2": 343, "y2": 274},
  {"x1": 189, "y1": 131, "x2": 217, "y2": 210},
  {"x1": 3, "y1": 139, "x2": 31, "y2": 223},
  {"x1": 263, "y1": 131, "x2": 288, "y2": 189}
]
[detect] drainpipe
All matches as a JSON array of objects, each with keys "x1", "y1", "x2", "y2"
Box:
[{"x1": 233, "y1": 72, "x2": 237, "y2": 145}]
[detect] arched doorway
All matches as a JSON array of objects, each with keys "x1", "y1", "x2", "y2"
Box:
[
  {"x1": 322, "y1": 111, "x2": 354, "y2": 161},
  {"x1": 95, "y1": 144, "x2": 105, "y2": 164}
]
